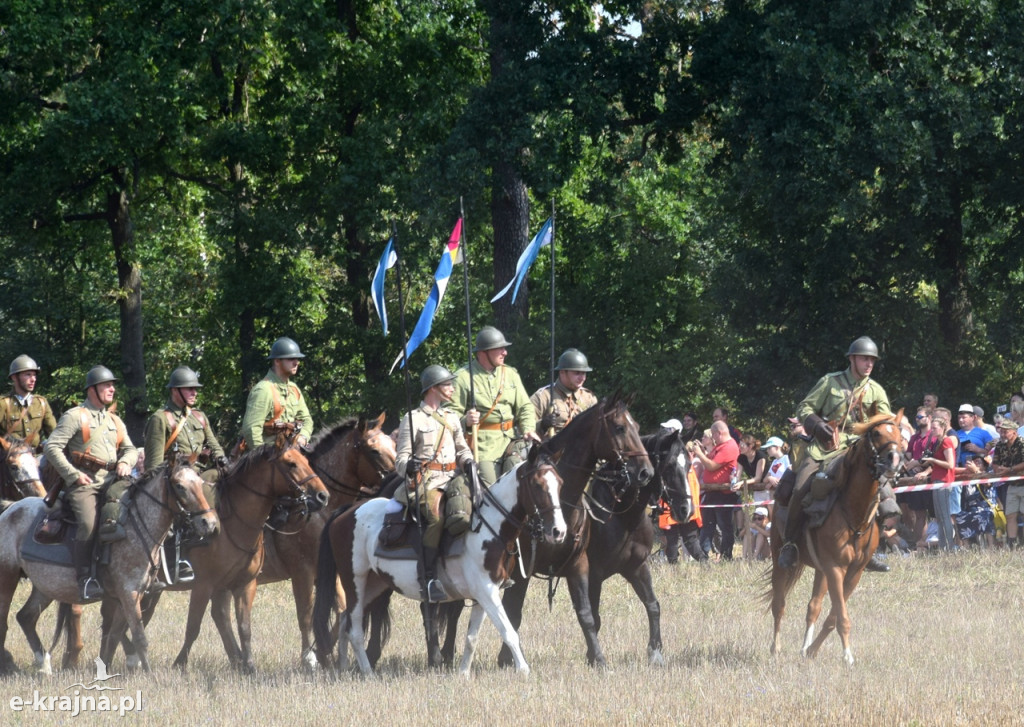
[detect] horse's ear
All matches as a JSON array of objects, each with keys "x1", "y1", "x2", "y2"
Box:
[
  {"x1": 623, "y1": 391, "x2": 637, "y2": 408},
  {"x1": 373, "y1": 412, "x2": 386, "y2": 430},
  {"x1": 0, "y1": 436, "x2": 10, "y2": 454},
  {"x1": 894, "y1": 407, "x2": 905, "y2": 424},
  {"x1": 527, "y1": 442, "x2": 538, "y2": 466}
]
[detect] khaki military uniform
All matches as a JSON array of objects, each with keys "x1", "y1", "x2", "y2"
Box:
[
  {"x1": 43, "y1": 402, "x2": 138, "y2": 542},
  {"x1": 451, "y1": 361, "x2": 535, "y2": 485},
  {"x1": 239, "y1": 369, "x2": 313, "y2": 449},
  {"x1": 0, "y1": 392, "x2": 57, "y2": 452},
  {"x1": 144, "y1": 401, "x2": 225, "y2": 472},
  {"x1": 530, "y1": 382, "x2": 597, "y2": 440},
  {"x1": 396, "y1": 403, "x2": 473, "y2": 548}
]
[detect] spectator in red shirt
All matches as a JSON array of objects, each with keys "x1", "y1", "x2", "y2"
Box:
[
  {"x1": 691, "y1": 421, "x2": 741, "y2": 560},
  {"x1": 902, "y1": 406, "x2": 937, "y2": 549}
]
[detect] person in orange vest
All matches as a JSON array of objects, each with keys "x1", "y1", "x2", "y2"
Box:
[{"x1": 656, "y1": 419, "x2": 707, "y2": 564}]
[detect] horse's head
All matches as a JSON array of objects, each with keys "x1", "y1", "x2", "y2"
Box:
[
  {"x1": 644, "y1": 428, "x2": 693, "y2": 523},
  {"x1": 0, "y1": 435, "x2": 45, "y2": 499},
  {"x1": 167, "y1": 454, "x2": 220, "y2": 539},
  {"x1": 273, "y1": 442, "x2": 330, "y2": 512},
  {"x1": 518, "y1": 446, "x2": 567, "y2": 544},
  {"x1": 353, "y1": 412, "x2": 397, "y2": 492},
  {"x1": 595, "y1": 392, "x2": 654, "y2": 486},
  {"x1": 852, "y1": 408, "x2": 905, "y2": 482}
]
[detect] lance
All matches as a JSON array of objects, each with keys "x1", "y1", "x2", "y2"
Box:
[
  {"x1": 549, "y1": 199, "x2": 557, "y2": 390},
  {"x1": 459, "y1": 197, "x2": 478, "y2": 460},
  {"x1": 391, "y1": 220, "x2": 432, "y2": 612}
]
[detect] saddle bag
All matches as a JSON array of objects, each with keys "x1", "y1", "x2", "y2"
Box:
[
  {"x1": 444, "y1": 476, "x2": 472, "y2": 537},
  {"x1": 379, "y1": 508, "x2": 413, "y2": 549},
  {"x1": 35, "y1": 507, "x2": 73, "y2": 545}
]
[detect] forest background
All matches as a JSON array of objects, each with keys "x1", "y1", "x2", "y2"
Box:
[{"x1": 2, "y1": 0, "x2": 1023, "y2": 444}]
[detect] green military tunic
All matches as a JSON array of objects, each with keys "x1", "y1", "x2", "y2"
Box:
[
  {"x1": 795, "y1": 366, "x2": 891, "y2": 463},
  {"x1": 43, "y1": 401, "x2": 138, "y2": 541},
  {"x1": 0, "y1": 392, "x2": 57, "y2": 452},
  {"x1": 143, "y1": 401, "x2": 225, "y2": 470},
  {"x1": 239, "y1": 369, "x2": 313, "y2": 449},
  {"x1": 530, "y1": 382, "x2": 597, "y2": 440},
  {"x1": 450, "y1": 360, "x2": 535, "y2": 464}
]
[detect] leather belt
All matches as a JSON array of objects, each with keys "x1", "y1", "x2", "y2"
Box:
[
  {"x1": 478, "y1": 420, "x2": 514, "y2": 432},
  {"x1": 425, "y1": 462, "x2": 457, "y2": 472}
]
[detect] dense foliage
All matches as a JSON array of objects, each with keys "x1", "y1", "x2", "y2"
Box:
[{"x1": 2, "y1": 0, "x2": 1021, "y2": 442}]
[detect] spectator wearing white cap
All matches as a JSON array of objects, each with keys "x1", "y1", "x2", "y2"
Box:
[
  {"x1": 760, "y1": 436, "x2": 791, "y2": 509},
  {"x1": 957, "y1": 404, "x2": 994, "y2": 467},
  {"x1": 743, "y1": 506, "x2": 771, "y2": 560}
]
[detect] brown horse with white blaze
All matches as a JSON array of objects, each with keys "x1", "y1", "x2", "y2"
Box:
[{"x1": 768, "y1": 410, "x2": 904, "y2": 665}]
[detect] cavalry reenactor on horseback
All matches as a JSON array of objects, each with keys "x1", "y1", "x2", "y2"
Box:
[
  {"x1": 396, "y1": 364, "x2": 475, "y2": 602},
  {"x1": 775, "y1": 336, "x2": 899, "y2": 572},
  {"x1": 0, "y1": 355, "x2": 57, "y2": 454},
  {"x1": 43, "y1": 365, "x2": 138, "y2": 601},
  {"x1": 239, "y1": 337, "x2": 314, "y2": 450},
  {"x1": 142, "y1": 365, "x2": 226, "y2": 585},
  {"x1": 451, "y1": 326, "x2": 539, "y2": 486},
  {"x1": 530, "y1": 348, "x2": 598, "y2": 440}
]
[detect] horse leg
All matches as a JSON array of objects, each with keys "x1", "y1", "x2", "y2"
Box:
[
  {"x1": 62, "y1": 604, "x2": 85, "y2": 670},
  {"x1": 456, "y1": 601, "x2": 486, "y2": 678},
  {"x1": 438, "y1": 600, "x2": 464, "y2": 669},
  {"x1": 344, "y1": 601, "x2": 375, "y2": 675},
  {"x1": 289, "y1": 568, "x2": 318, "y2": 671},
  {"x1": 802, "y1": 569, "x2": 828, "y2": 657},
  {"x1": 0, "y1": 571, "x2": 17, "y2": 675},
  {"x1": 15, "y1": 588, "x2": 53, "y2": 674},
  {"x1": 420, "y1": 601, "x2": 443, "y2": 669},
  {"x1": 99, "y1": 596, "x2": 129, "y2": 669},
  {"x1": 173, "y1": 587, "x2": 213, "y2": 670},
  {"x1": 495, "y1": 580, "x2": 528, "y2": 668},
  {"x1": 566, "y1": 566, "x2": 607, "y2": 667},
  {"x1": 366, "y1": 590, "x2": 393, "y2": 669},
  {"x1": 232, "y1": 580, "x2": 259, "y2": 674},
  {"x1": 209, "y1": 589, "x2": 243, "y2": 670},
  {"x1": 117, "y1": 590, "x2": 153, "y2": 672},
  {"x1": 622, "y1": 563, "x2": 664, "y2": 666},
  {"x1": 805, "y1": 567, "x2": 845, "y2": 661},
  {"x1": 120, "y1": 590, "x2": 160, "y2": 670},
  {"x1": 831, "y1": 565, "x2": 868, "y2": 665},
  {"x1": 476, "y1": 587, "x2": 529, "y2": 675}
]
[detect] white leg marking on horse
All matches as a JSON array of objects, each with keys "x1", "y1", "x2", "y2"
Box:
[
  {"x1": 802, "y1": 625, "x2": 815, "y2": 656},
  {"x1": 35, "y1": 651, "x2": 51, "y2": 675},
  {"x1": 125, "y1": 654, "x2": 141, "y2": 671},
  {"x1": 648, "y1": 646, "x2": 665, "y2": 667},
  {"x1": 302, "y1": 648, "x2": 319, "y2": 671},
  {"x1": 843, "y1": 647, "x2": 855, "y2": 666}
]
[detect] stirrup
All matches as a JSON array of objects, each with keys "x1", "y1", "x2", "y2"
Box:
[
  {"x1": 176, "y1": 559, "x2": 195, "y2": 584},
  {"x1": 426, "y1": 579, "x2": 448, "y2": 603},
  {"x1": 79, "y1": 576, "x2": 103, "y2": 602}
]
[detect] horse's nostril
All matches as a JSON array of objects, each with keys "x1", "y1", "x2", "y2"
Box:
[{"x1": 316, "y1": 490, "x2": 329, "y2": 508}]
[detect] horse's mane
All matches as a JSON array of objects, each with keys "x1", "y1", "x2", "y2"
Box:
[
  {"x1": 539, "y1": 391, "x2": 632, "y2": 460},
  {"x1": 222, "y1": 441, "x2": 281, "y2": 483},
  {"x1": 850, "y1": 410, "x2": 897, "y2": 437},
  {"x1": 308, "y1": 417, "x2": 360, "y2": 454}
]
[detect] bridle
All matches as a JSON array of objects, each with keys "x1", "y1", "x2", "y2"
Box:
[
  {"x1": 1, "y1": 440, "x2": 43, "y2": 499},
  {"x1": 846, "y1": 420, "x2": 902, "y2": 535},
  {"x1": 310, "y1": 429, "x2": 392, "y2": 499}
]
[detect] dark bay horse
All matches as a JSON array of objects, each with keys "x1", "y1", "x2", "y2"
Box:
[
  {"x1": 103, "y1": 434, "x2": 329, "y2": 673},
  {"x1": 258, "y1": 414, "x2": 395, "y2": 669},
  {"x1": 582, "y1": 427, "x2": 692, "y2": 666},
  {"x1": 312, "y1": 449, "x2": 566, "y2": 676},
  {"x1": 431, "y1": 392, "x2": 653, "y2": 669},
  {"x1": 0, "y1": 454, "x2": 218, "y2": 674},
  {"x1": 768, "y1": 410, "x2": 903, "y2": 665}
]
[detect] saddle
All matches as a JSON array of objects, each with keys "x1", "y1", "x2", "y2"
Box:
[
  {"x1": 22, "y1": 505, "x2": 81, "y2": 566},
  {"x1": 801, "y1": 457, "x2": 845, "y2": 530},
  {"x1": 373, "y1": 504, "x2": 466, "y2": 561}
]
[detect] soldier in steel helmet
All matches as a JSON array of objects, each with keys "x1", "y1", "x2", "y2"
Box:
[
  {"x1": 0, "y1": 355, "x2": 57, "y2": 454},
  {"x1": 239, "y1": 337, "x2": 314, "y2": 450},
  {"x1": 775, "y1": 336, "x2": 897, "y2": 572},
  {"x1": 450, "y1": 326, "x2": 539, "y2": 486},
  {"x1": 530, "y1": 348, "x2": 598, "y2": 441},
  {"x1": 43, "y1": 366, "x2": 138, "y2": 601},
  {"x1": 396, "y1": 364, "x2": 475, "y2": 602},
  {"x1": 141, "y1": 366, "x2": 226, "y2": 585}
]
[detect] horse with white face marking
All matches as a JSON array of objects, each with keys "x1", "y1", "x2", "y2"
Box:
[{"x1": 313, "y1": 448, "x2": 566, "y2": 676}]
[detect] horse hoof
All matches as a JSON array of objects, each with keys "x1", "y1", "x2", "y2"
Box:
[
  {"x1": 125, "y1": 654, "x2": 142, "y2": 671},
  {"x1": 302, "y1": 650, "x2": 319, "y2": 672},
  {"x1": 648, "y1": 648, "x2": 665, "y2": 667}
]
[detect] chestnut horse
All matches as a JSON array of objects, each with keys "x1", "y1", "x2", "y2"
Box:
[
  {"x1": 312, "y1": 447, "x2": 567, "y2": 676},
  {"x1": 768, "y1": 410, "x2": 903, "y2": 665},
  {"x1": 0, "y1": 454, "x2": 218, "y2": 674},
  {"x1": 103, "y1": 433, "x2": 328, "y2": 673},
  {"x1": 258, "y1": 414, "x2": 395, "y2": 669},
  {"x1": 431, "y1": 392, "x2": 653, "y2": 669}
]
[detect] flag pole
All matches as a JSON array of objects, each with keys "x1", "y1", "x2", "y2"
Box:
[
  {"x1": 459, "y1": 197, "x2": 478, "y2": 459},
  {"x1": 391, "y1": 219, "x2": 431, "y2": 609},
  {"x1": 549, "y1": 199, "x2": 556, "y2": 390}
]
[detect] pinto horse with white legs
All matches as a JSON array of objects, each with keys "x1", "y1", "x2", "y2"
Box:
[
  {"x1": 312, "y1": 446, "x2": 566, "y2": 676},
  {"x1": 768, "y1": 410, "x2": 904, "y2": 666},
  {"x1": 0, "y1": 454, "x2": 218, "y2": 674}
]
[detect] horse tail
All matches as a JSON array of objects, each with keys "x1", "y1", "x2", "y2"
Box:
[
  {"x1": 363, "y1": 591, "x2": 392, "y2": 668},
  {"x1": 48, "y1": 602, "x2": 71, "y2": 655},
  {"x1": 312, "y1": 506, "x2": 348, "y2": 664},
  {"x1": 760, "y1": 562, "x2": 803, "y2": 607}
]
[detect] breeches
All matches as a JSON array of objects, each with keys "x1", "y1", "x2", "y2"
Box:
[
  {"x1": 413, "y1": 488, "x2": 445, "y2": 549},
  {"x1": 66, "y1": 483, "x2": 103, "y2": 541}
]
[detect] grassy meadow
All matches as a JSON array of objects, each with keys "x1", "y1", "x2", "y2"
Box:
[{"x1": 2, "y1": 547, "x2": 1022, "y2": 726}]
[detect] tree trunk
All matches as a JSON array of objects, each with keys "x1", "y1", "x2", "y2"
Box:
[
  {"x1": 107, "y1": 184, "x2": 146, "y2": 443},
  {"x1": 490, "y1": 159, "x2": 530, "y2": 334},
  {"x1": 934, "y1": 186, "x2": 971, "y2": 350}
]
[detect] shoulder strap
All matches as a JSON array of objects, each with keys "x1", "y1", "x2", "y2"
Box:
[
  {"x1": 479, "y1": 366, "x2": 506, "y2": 422},
  {"x1": 191, "y1": 409, "x2": 207, "y2": 428},
  {"x1": 163, "y1": 408, "x2": 190, "y2": 453},
  {"x1": 78, "y1": 408, "x2": 91, "y2": 449},
  {"x1": 266, "y1": 381, "x2": 285, "y2": 424},
  {"x1": 109, "y1": 412, "x2": 126, "y2": 449}
]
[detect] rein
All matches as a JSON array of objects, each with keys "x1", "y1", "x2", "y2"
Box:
[
  {"x1": 840, "y1": 423, "x2": 901, "y2": 536},
  {"x1": 124, "y1": 465, "x2": 212, "y2": 572}
]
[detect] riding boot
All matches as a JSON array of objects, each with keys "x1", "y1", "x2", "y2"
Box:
[
  {"x1": 422, "y1": 546, "x2": 448, "y2": 603},
  {"x1": 73, "y1": 540, "x2": 103, "y2": 602},
  {"x1": 865, "y1": 553, "x2": 891, "y2": 573},
  {"x1": 777, "y1": 503, "x2": 807, "y2": 569}
]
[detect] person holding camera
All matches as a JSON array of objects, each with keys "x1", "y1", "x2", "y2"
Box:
[
  {"x1": 775, "y1": 336, "x2": 895, "y2": 571},
  {"x1": 531, "y1": 348, "x2": 598, "y2": 441},
  {"x1": 396, "y1": 364, "x2": 476, "y2": 602}
]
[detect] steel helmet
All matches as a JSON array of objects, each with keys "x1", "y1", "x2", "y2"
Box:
[
  {"x1": 420, "y1": 364, "x2": 456, "y2": 393},
  {"x1": 846, "y1": 336, "x2": 880, "y2": 359},
  {"x1": 554, "y1": 348, "x2": 592, "y2": 372},
  {"x1": 166, "y1": 366, "x2": 203, "y2": 389},
  {"x1": 473, "y1": 326, "x2": 511, "y2": 353},
  {"x1": 268, "y1": 337, "x2": 306, "y2": 360},
  {"x1": 84, "y1": 365, "x2": 117, "y2": 390},
  {"x1": 9, "y1": 355, "x2": 40, "y2": 378}
]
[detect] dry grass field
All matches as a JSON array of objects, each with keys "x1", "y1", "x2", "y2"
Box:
[{"x1": 2, "y1": 547, "x2": 1022, "y2": 726}]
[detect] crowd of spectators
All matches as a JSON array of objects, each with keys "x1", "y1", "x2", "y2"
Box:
[{"x1": 656, "y1": 388, "x2": 1024, "y2": 563}]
